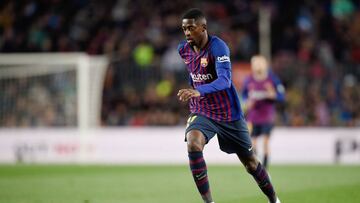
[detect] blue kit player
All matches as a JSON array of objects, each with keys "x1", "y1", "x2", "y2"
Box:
[
  {"x1": 177, "y1": 8, "x2": 281, "y2": 203},
  {"x1": 242, "y1": 55, "x2": 285, "y2": 169}
]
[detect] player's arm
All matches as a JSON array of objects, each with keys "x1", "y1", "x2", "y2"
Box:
[
  {"x1": 195, "y1": 39, "x2": 231, "y2": 96},
  {"x1": 241, "y1": 77, "x2": 250, "y2": 101},
  {"x1": 264, "y1": 82, "x2": 277, "y2": 100},
  {"x1": 178, "y1": 65, "x2": 230, "y2": 101},
  {"x1": 269, "y1": 71, "x2": 285, "y2": 102},
  {"x1": 241, "y1": 77, "x2": 256, "y2": 111}
]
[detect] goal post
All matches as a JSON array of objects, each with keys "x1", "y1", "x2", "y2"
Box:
[{"x1": 0, "y1": 53, "x2": 108, "y2": 129}]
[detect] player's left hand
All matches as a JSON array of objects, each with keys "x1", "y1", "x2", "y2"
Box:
[
  {"x1": 264, "y1": 83, "x2": 276, "y2": 99},
  {"x1": 177, "y1": 89, "x2": 201, "y2": 102}
]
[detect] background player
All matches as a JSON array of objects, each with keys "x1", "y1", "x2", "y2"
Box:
[
  {"x1": 242, "y1": 55, "x2": 285, "y2": 169},
  {"x1": 177, "y1": 8, "x2": 280, "y2": 203}
]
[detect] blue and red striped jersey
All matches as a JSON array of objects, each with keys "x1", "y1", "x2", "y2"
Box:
[
  {"x1": 178, "y1": 35, "x2": 243, "y2": 122},
  {"x1": 241, "y1": 71, "x2": 285, "y2": 124}
]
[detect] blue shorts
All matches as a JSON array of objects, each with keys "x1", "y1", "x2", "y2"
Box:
[
  {"x1": 251, "y1": 123, "x2": 274, "y2": 137},
  {"x1": 185, "y1": 114, "x2": 253, "y2": 157}
]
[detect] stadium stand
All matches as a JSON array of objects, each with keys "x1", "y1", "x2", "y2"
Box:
[{"x1": 0, "y1": 0, "x2": 359, "y2": 127}]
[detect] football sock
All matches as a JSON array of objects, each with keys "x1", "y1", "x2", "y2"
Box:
[
  {"x1": 188, "y1": 151, "x2": 211, "y2": 200},
  {"x1": 263, "y1": 154, "x2": 268, "y2": 169},
  {"x1": 249, "y1": 163, "x2": 276, "y2": 203}
]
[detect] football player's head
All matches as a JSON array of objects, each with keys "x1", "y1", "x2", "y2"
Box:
[
  {"x1": 181, "y1": 8, "x2": 207, "y2": 47},
  {"x1": 251, "y1": 55, "x2": 269, "y2": 81}
]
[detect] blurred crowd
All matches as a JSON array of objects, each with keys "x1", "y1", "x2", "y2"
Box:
[
  {"x1": 0, "y1": 71, "x2": 77, "y2": 127},
  {"x1": 0, "y1": 0, "x2": 359, "y2": 127}
]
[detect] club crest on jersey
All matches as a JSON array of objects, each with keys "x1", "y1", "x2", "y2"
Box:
[{"x1": 200, "y1": 57, "x2": 208, "y2": 67}]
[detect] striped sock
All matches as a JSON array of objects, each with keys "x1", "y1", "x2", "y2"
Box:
[
  {"x1": 188, "y1": 151, "x2": 210, "y2": 198},
  {"x1": 249, "y1": 163, "x2": 276, "y2": 203}
]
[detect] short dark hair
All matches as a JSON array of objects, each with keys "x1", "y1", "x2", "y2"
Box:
[{"x1": 182, "y1": 8, "x2": 205, "y2": 20}]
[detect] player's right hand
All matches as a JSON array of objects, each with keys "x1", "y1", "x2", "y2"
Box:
[
  {"x1": 177, "y1": 89, "x2": 200, "y2": 102},
  {"x1": 246, "y1": 99, "x2": 255, "y2": 109}
]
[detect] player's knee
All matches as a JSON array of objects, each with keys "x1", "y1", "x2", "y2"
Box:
[
  {"x1": 187, "y1": 142, "x2": 203, "y2": 152},
  {"x1": 244, "y1": 156, "x2": 259, "y2": 173},
  {"x1": 186, "y1": 130, "x2": 205, "y2": 152},
  {"x1": 187, "y1": 138, "x2": 204, "y2": 151}
]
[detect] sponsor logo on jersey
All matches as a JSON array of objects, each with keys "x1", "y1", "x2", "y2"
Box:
[
  {"x1": 190, "y1": 73, "x2": 213, "y2": 82},
  {"x1": 217, "y1": 55, "x2": 230, "y2": 63},
  {"x1": 249, "y1": 90, "x2": 269, "y2": 100},
  {"x1": 200, "y1": 57, "x2": 208, "y2": 67}
]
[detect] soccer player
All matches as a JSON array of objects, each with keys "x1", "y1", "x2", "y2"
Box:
[
  {"x1": 242, "y1": 55, "x2": 285, "y2": 169},
  {"x1": 177, "y1": 8, "x2": 281, "y2": 203}
]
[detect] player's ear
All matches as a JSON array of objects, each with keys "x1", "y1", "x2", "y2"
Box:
[{"x1": 202, "y1": 24, "x2": 207, "y2": 32}]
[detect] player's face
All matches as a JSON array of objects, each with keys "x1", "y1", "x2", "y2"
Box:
[
  {"x1": 251, "y1": 56, "x2": 268, "y2": 80},
  {"x1": 182, "y1": 18, "x2": 205, "y2": 46}
]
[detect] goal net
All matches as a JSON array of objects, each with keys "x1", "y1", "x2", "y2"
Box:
[{"x1": 0, "y1": 53, "x2": 108, "y2": 129}]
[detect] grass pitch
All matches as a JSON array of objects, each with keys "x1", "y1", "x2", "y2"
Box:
[{"x1": 0, "y1": 164, "x2": 359, "y2": 203}]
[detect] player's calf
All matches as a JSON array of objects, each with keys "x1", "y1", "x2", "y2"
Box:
[
  {"x1": 248, "y1": 163, "x2": 277, "y2": 203},
  {"x1": 238, "y1": 154, "x2": 277, "y2": 203},
  {"x1": 188, "y1": 151, "x2": 213, "y2": 203}
]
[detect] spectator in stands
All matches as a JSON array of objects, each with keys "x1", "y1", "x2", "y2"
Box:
[{"x1": 0, "y1": 0, "x2": 359, "y2": 127}]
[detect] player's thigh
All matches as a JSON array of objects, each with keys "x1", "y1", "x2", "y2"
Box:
[
  {"x1": 186, "y1": 130, "x2": 207, "y2": 151},
  {"x1": 251, "y1": 124, "x2": 263, "y2": 137},
  {"x1": 262, "y1": 123, "x2": 274, "y2": 137},
  {"x1": 185, "y1": 114, "x2": 217, "y2": 144},
  {"x1": 217, "y1": 118, "x2": 253, "y2": 156},
  {"x1": 256, "y1": 123, "x2": 274, "y2": 137}
]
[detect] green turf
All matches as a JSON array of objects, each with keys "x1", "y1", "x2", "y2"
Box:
[{"x1": 0, "y1": 164, "x2": 359, "y2": 203}]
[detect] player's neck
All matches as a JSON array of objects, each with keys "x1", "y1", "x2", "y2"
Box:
[
  {"x1": 193, "y1": 34, "x2": 209, "y2": 53},
  {"x1": 253, "y1": 73, "x2": 268, "y2": 81}
]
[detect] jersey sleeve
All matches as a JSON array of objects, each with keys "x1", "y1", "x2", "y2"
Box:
[
  {"x1": 269, "y1": 71, "x2": 285, "y2": 102},
  {"x1": 241, "y1": 77, "x2": 251, "y2": 101},
  {"x1": 196, "y1": 38, "x2": 232, "y2": 96}
]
